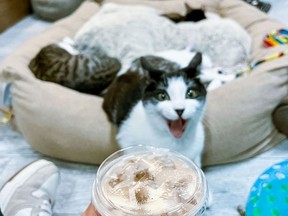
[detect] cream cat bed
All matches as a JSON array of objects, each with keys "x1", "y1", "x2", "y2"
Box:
[{"x1": 0, "y1": 0, "x2": 287, "y2": 166}]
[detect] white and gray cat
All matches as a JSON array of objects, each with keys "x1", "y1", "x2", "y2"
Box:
[
  {"x1": 74, "y1": 3, "x2": 251, "y2": 76},
  {"x1": 103, "y1": 53, "x2": 207, "y2": 167}
]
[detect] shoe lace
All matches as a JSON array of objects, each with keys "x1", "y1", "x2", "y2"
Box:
[
  {"x1": 32, "y1": 190, "x2": 53, "y2": 216},
  {"x1": 36, "y1": 199, "x2": 53, "y2": 216}
]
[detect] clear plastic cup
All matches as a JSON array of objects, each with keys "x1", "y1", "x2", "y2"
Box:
[{"x1": 92, "y1": 145, "x2": 209, "y2": 216}]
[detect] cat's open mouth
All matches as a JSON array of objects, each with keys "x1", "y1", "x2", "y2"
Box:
[{"x1": 168, "y1": 118, "x2": 187, "y2": 138}]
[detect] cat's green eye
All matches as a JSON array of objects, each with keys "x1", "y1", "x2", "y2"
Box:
[
  {"x1": 186, "y1": 89, "x2": 198, "y2": 99},
  {"x1": 156, "y1": 92, "x2": 170, "y2": 101}
]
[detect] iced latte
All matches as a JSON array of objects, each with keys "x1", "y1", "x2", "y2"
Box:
[{"x1": 92, "y1": 146, "x2": 208, "y2": 216}]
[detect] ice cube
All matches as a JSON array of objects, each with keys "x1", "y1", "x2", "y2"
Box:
[
  {"x1": 135, "y1": 187, "x2": 149, "y2": 204},
  {"x1": 108, "y1": 173, "x2": 125, "y2": 188},
  {"x1": 151, "y1": 155, "x2": 176, "y2": 170},
  {"x1": 134, "y1": 169, "x2": 154, "y2": 182}
]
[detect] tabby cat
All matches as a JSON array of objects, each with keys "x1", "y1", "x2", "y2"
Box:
[
  {"x1": 29, "y1": 38, "x2": 121, "y2": 95},
  {"x1": 103, "y1": 53, "x2": 207, "y2": 166}
]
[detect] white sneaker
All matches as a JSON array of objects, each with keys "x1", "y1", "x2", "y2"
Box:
[{"x1": 0, "y1": 160, "x2": 60, "y2": 216}]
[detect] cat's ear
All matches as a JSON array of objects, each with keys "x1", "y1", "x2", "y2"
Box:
[
  {"x1": 185, "y1": 3, "x2": 193, "y2": 13},
  {"x1": 140, "y1": 57, "x2": 164, "y2": 81},
  {"x1": 188, "y1": 52, "x2": 202, "y2": 68},
  {"x1": 183, "y1": 52, "x2": 202, "y2": 78},
  {"x1": 184, "y1": 3, "x2": 206, "y2": 22}
]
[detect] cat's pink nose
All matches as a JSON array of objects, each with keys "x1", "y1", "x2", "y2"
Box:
[{"x1": 175, "y1": 109, "x2": 184, "y2": 117}]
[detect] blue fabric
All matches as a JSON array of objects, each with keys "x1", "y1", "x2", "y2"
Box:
[
  {"x1": 2, "y1": 83, "x2": 12, "y2": 107},
  {"x1": 246, "y1": 160, "x2": 288, "y2": 216}
]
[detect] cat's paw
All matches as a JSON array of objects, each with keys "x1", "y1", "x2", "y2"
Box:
[{"x1": 57, "y1": 38, "x2": 79, "y2": 56}]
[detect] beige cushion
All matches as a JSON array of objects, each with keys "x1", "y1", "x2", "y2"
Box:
[
  {"x1": 31, "y1": 0, "x2": 86, "y2": 21},
  {"x1": 202, "y1": 0, "x2": 288, "y2": 165},
  {"x1": 1, "y1": 1, "x2": 119, "y2": 164},
  {"x1": 0, "y1": 0, "x2": 287, "y2": 166}
]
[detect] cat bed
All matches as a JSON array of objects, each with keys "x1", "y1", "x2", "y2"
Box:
[{"x1": 0, "y1": 0, "x2": 287, "y2": 166}]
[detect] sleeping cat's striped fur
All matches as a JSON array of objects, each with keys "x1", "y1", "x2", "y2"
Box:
[
  {"x1": 29, "y1": 41, "x2": 121, "y2": 95},
  {"x1": 103, "y1": 53, "x2": 207, "y2": 166}
]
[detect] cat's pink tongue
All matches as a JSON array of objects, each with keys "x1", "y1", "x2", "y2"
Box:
[{"x1": 169, "y1": 119, "x2": 185, "y2": 138}]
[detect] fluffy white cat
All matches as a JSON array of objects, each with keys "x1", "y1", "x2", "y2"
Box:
[{"x1": 74, "y1": 3, "x2": 251, "y2": 76}]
